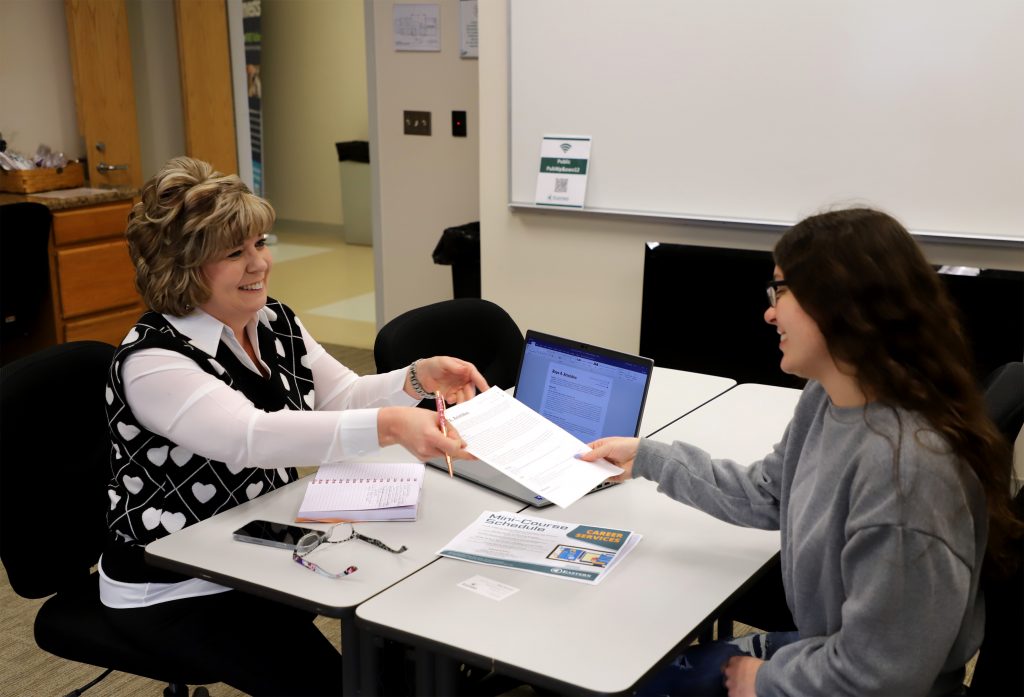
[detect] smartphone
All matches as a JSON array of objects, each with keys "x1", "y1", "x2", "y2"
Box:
[{"x1": 232, "y1": 519, "x2": 322, "y2": 550}]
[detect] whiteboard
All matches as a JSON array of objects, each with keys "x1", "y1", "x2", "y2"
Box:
[{"x1": 509, "y1": 0, "x2": 1024, "y2": 243}]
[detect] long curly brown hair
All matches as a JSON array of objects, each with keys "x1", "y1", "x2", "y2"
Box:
[{"x1": 774, "y1": 208, "x2": 1021, "y2": 575}]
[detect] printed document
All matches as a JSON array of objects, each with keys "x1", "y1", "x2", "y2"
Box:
[
  {"x1": 444, "y1": 388, "x2": 621, "y2": 507},
  {"x1": 439, "y1": 510, "x2": 641, "y2": 584}
]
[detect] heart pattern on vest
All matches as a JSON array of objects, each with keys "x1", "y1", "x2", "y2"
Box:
[
  {"x1": 141, "y1": 507, "x2": 161, "y2": 530},
  {"x1": 141, "y1": 507, "x2": 187, "y2": 533},
  {"x1": 170, "y1": 446, "x2": 192, "y2": 466},
  {"x1": 192, "y1": 482, "x2": 217, "y2": 503},
  {"x1": 275, "y1": 338, "x2": 285, "y2": 357},
  {"x1": 161, "y1": 511, "x2": 186, "y2": 533},
  {"x1": 246, "y1": 481, "x2": 264, "y2": 500},
  {"x1": 105, "y1": 386, "x2": 114, "y2": 405},
  {"x1": 147, "y1": 445, "x2": 168, "y2": 466},
  {"x1": 121, "y1": 328, "x2": 140, "y2": 345},
  {"x1": 304, "y1": 390, "x2": 315, "y2": 408},
  {"x1": 277, "y1": 467, "x2": 290, "y2": 483},
  {"x1": 117, "y1": 422, "x2": 141, "y2": 441},
  {"x1": 123, "y1": 475, "x2": 144, "y2": 494},
  {"x1": 108, "y1": 489, "x2": 121, "y2": 510}
]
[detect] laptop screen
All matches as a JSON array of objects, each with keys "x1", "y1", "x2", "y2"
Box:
[{"x1": 512, "y1": 330, "x2": 654, "y2": 443}]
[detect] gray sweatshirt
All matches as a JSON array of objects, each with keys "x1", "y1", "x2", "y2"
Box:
[{"x1": 633, "y1": 381, "x2": 986, "y2": 696}]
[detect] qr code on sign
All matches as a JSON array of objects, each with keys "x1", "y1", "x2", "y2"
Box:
[{"x1": 554, "y1": 178, "x2": 569, "y2": 193}]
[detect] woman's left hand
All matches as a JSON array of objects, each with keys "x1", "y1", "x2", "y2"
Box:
[
  {"x1": 723, "y1": 656, "x2": 763, "y2": 697},
  {"x1": 410, "y1": 356, "x2": 489, "y2": 403}
]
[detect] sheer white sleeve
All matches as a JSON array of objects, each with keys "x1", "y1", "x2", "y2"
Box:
[{"x1": 121, "y1": 329, "x2": 416, "y2": 470}]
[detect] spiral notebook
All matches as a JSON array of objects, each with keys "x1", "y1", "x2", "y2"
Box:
[{"x1": 295, "y1": 461, "x2": 425, "y2": 522}]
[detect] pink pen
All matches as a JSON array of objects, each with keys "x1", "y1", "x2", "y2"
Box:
[{"x1": 434, "y1": 391, "x2": 453, "y2": 477}]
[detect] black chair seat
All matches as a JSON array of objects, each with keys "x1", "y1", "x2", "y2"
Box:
[
  {"x1": 34, "y1": 573, "x2": 220, "y2": 687},
  {"x1": 1, "y1": 341, "x2": 216, "y2": 694}
]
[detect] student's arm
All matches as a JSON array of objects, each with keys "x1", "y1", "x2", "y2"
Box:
[{"x1": 630, "y1": 435, "x2": 786, "y2": 530}]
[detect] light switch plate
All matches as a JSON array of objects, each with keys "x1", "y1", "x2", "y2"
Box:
[{"x1": 404, "y1": 110, "x2": 431, "y2": 136}]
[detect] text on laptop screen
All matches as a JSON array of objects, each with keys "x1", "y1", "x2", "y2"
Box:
[{"x1": 514, "y1": 335, "x2": 651, "y2": 443}]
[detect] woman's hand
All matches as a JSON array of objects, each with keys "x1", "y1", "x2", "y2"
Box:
[
  {"x1": 578, "y1": 437, "x2": 641, "y2": 482},
  {"x1": 723, "y1": 656, "x2": 762, "y2": 697},
  {"x1": 409, "y1": 356, "x2": 489, "y2": 404},
  {"x1": 378, "y1": 406, "x2": 470, "y2": 461}
]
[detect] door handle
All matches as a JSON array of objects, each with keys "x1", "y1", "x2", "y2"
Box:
[{"x1": 97, "y1": 162, "x2": 129, "y2": 172}]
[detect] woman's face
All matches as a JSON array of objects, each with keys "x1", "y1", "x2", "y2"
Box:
[
  {"x1": 199, "y1": 233, "x2": 272, "y2": 330},
  {"x1": 763, "y1": 266, "x2": 833, "y2": 381}
]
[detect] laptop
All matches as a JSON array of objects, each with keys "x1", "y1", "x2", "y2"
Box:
[{"x1": 427, "y1": 330, "x2": 654, "y2": 507}]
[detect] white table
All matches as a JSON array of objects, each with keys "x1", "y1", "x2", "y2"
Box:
[
  {"x1": 355, "y1": 382, "x2": 803, "y2": 695},
  {"x1": 649, "y1": 382, "x2": 802, "y2": 459},
  {"x1": 638, "y1": 366, "x2": 735, "y2": 437},
  {"x1": 145, "y1": 445, "x2": 523, "y2": 696}
]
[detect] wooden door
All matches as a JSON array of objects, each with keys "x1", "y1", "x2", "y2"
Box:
[{"x1": 65, "y1": 0, "x2": 143, "y2": 190}]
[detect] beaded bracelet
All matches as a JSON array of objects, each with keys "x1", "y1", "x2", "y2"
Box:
[{"x1": 408, "y1": 359, "x2": 431, "y2": 399}]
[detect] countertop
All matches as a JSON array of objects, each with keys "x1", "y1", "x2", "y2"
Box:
[{"x1": 0, "y1": 186, "x2": 136, "y2": 211}]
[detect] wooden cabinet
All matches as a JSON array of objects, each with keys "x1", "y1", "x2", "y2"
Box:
[{"x1": 49, "y1": 200, "x2": 143, "y2": 345}]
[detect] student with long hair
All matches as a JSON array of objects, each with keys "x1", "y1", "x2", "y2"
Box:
[{"x1": 581, "y1": 208, "x2": 1021, "y2": 696}]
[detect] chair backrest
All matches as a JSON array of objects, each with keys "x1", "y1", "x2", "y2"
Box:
[
  {"x1": 374, "y1": 299, "x2": 524, "y2": 396},
  {"x1": 0, "y1": 341, "x2": 116, "y2": 599},
  {"x1": 968, "y1": 361, "x2": 1024, "y2": 695},
  {"x1": 969, "y1": 488, "x2": 1024, "y2": 696},
  {"x1": 982, "y1": 361, "x2": 1024, "y2": 444},
  {"x1": 0, "y1": 202, "x2": 53, "y2": 365}
]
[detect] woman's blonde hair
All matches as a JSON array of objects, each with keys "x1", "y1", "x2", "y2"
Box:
[{"x1": 125, "y1": 156, "x2": 275, "y2": 316}]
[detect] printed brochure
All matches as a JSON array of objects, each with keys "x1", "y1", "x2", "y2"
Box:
[{"x1": 438, "y1": 510, "x2": 641, "y2": 584}]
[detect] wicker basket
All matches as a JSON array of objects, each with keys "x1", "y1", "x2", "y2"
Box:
[{"x1": 0, "y1": 161, "x2": 85, "y2": 194}]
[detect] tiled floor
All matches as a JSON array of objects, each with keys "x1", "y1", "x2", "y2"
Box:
[{"x1": 267, "y1": 225, "x2": 376, "y2": 349}]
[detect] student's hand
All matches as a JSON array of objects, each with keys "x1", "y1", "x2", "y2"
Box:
[
  {"x1": 579, "y1": 437, "x2": 641, "y2": 482},
  {"x1": 378, "y1": 406, "x2": 471, "y2": 461},
  {"x1": 408, "y1": 356, "x2": 489, "y2": 404},
  {"x1": 723, "y1": 656, "x2": 762, "y2": 697}
]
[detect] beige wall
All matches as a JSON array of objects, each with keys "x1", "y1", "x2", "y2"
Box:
[
  {"x1": 477, "y1": 0, "x2": 1024, "y2": 355},
  {"x1": 367, "y1": 0, "x2": 480, "y2": 324},
  {"x1": 262, "y1": 0, "x2": 368, "y2": 228},
  {"x1": 0, "y1": 0, "x2": 81, "y2": 160},
  {"x1": 126, "y1": 0, "x2": 186, "y2": 181},
  {"x1": 0, "y1": 0, "x2": 183, "y2": 183}
]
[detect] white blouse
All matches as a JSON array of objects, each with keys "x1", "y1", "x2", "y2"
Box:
[{"x1": 99, "y1": 307, "x2": 417, "y2": 608}]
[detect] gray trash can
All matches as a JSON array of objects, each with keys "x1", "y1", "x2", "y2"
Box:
[{"x1": 335, "y1": 141, "x2": 372, "y2": 246}]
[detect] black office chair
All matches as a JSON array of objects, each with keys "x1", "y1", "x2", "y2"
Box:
[
  {"x1": 0, "y1": 341, "x2": 217, "y2": 696},
  {"x1": 374, "y1": 298, "x2": 524, "y2": 407},
  {"x1": 981, "y1": 361, "x2": 1024, "y2": 445},
  {"x1": 968, "y1": 361, "x2": 1024, "y2": 696},
  {"x1": 0, "y1": 202, "x2": 54, "y2": 366}
]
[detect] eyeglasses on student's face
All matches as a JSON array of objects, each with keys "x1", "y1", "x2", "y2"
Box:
[
  {"x1": 291, "y1": 523, "x2": 407, "y2": 579},
  {"x1": 765, "y1": 279, "x2": 788, "y2": 308}
]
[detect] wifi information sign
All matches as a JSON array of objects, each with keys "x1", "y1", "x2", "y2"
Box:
[{"x1": 535, "y1": 135, "x2": 592, "y2": 208}]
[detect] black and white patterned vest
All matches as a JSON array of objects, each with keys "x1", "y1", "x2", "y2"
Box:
[{"x1": 103, "y1": 299, "x2": 313, "y2": 582}]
